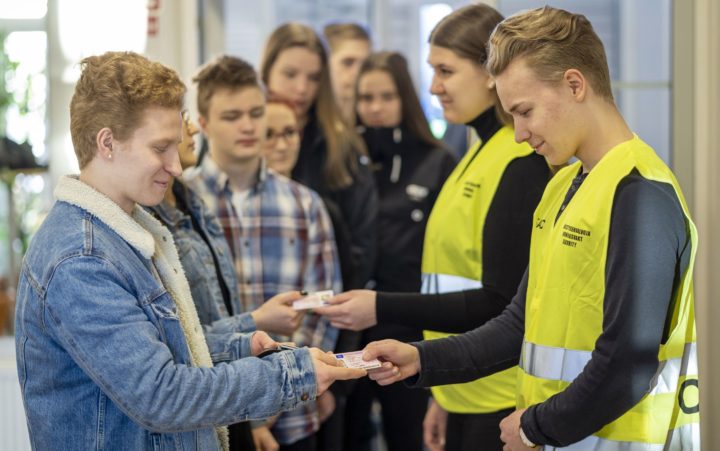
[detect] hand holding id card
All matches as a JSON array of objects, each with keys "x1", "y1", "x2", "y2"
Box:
[
  {"x1": 334, "y1": 351, "x2": 382, "y2": 370},
  {"x1": 292, "y1": 290, "x2": 334, "y2": 310}
]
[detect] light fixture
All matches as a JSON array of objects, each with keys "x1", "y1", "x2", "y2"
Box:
[{"x1": 58, "y1": 0, "x2": 148, "y2": 82}]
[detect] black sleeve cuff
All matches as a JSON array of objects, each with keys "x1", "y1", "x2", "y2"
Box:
[
  {"x1": 521, "y1": 404, "x2": 556, "y2": 447},
  {"x1": 403, "y1": 342, "x2": 427, "y2": 388}
]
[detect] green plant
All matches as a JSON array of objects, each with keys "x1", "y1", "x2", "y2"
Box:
[
  {"x1": 0, "y1": 32, "x2": 32, "y2": 136},
  {"x1": 0, "y1": 30, "x2": 43, "y2": 284},
  {"x1": 1, "y1": 32, "x2": 15, "y2": 135}
]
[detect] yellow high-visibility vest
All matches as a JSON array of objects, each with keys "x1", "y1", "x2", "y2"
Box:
[
  {"x1": 521, "y1": 135, "x2": 700, "y2": 449},
  {"x1": 422, "y1": 125, "x2": 534, "y2": 413}
]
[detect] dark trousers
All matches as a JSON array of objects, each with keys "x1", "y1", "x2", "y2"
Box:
[
  {"x1": 343, "y1": 376, "x2": 429, "y2": 451},
  {"x1": 445, "y1": 407, "x2": 515, "y2": 451},
  {"x1": 315, "y1": 392, "x2": 347, "y2": 451},
  {"x1": 228, "y1": 422, "x2": 255, "y2": 451}
]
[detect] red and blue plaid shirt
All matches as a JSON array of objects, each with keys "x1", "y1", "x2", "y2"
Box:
[{"x1": 184, "y1": 157, "x2": 341, "y2": 444}]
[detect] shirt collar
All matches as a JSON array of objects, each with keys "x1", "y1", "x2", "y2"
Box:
[
  {"x1": 201, "y1": 156, "x2": 269, "y2": 194},
  {"x1": 466, "y1": 107, "x2": 503, "y2": 147}
]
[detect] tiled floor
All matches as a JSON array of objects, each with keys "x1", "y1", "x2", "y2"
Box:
[{"x1": 0, "y1": 336, "x2": 30, "y2": 451}]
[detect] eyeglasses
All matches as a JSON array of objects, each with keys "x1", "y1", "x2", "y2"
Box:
[{"x1": 266, "y1": 127, "x2": 300, "y2": 146}]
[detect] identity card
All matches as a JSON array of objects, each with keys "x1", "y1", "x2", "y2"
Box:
[
  {"x1": 334, "y1": 351, "x2": 382, "y2": 370},
  {"x1": 292, "y1": 290, "x2": 334, "y2": 310}
]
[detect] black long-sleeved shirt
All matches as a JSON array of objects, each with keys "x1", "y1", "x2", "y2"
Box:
[
  {"x1": 376, "y1": 108, "x2": 550, "y2": 332},
  {"x1": 410, "y1": 171, "x2": 692, "y2": 447}
]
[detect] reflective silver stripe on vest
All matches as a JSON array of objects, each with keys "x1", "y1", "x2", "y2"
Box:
[
  {"x1": 665, "y1": 421, "x2": 701, "y2": 451},
  {"x1": 542, "y1": 435, "x2": 665, "y2": 451},
  {"x1": 421, "y1": 273, "x2": 483, "y2": 294},
  {"x1": 521, "y1": 342, "x2": 698, "y2": 394},
  {"x1": 542, "y1": 423, "x2": 700, "y2": 450},
  {"x1": 649, "y1": 342, "x2": 698, "y2": 396},
  {"x1": 520, "y1": 341, "x2": 591, "y2": 383},
  {"x1": 544, "y1": 435, "x2": 663, "y2": 451}
]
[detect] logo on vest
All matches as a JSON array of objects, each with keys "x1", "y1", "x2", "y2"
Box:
[
  {"x1": 462, "y1": 181, "x2": 480, "y2": 198},
  {"x1": 561, "y1": 224, "x2": 591, "y2": 248},
  {"x1": 678, "y1": 378, "x2": 700, "y2": 414},
  {"x1": 535, "y1": 219, "x2": 546, "y2": 229}
]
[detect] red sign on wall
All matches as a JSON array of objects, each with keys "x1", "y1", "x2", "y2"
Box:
[{"x1": 148, "y1": 0, "x2": 160, "y2": 37}]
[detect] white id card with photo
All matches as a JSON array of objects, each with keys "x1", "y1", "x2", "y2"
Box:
[
  {"x1": 292, "y1": 290, "x2": 334, "y2": 310},
  {"x1": 334, "y1": 351, "x2": 382, "y2": 370}
]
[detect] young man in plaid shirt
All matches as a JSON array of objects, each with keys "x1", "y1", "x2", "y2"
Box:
[{"x1": 185, "y1": 55, "x2": 342, "y2": 451}]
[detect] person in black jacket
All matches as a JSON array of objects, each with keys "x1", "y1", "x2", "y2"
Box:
[
  {"x1": 260, "y1": 23, "x2": 378, "y2": 451},
  {"x1": 342, "y1": 51, "x2": 457, "y2": 451}
]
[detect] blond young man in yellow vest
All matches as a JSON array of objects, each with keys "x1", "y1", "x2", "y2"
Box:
[{"x1": 360, "y1": 6, "x2": 700, "y2": 451}]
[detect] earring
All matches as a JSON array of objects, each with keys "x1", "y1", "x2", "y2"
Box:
[{"x1": 487, "y1": 80, "x2": 496, "y2": 90}]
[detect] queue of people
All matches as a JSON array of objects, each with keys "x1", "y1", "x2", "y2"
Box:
[{"x1": 14, "y1": 4, "x2": 699, "y2": 451}]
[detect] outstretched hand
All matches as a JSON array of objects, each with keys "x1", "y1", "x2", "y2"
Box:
[
  {"x1": 309, "y1": 348, "x2": 366, "y2": 395},
  {"x1": 313, "y1": 289, "x2": 377, "y2": 331},
  {"x1": 251, "y1": 291, "x2": 305, "y2": 336},
  {"x1": 362, "y1": 339, "x2": 421, "y2": 386}
]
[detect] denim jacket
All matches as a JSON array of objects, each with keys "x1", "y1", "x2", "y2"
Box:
[
  {"x1": 148, "y1": 181, "x2": 256, "y2": 344},
  {"x1": 15, "y1": 176, "x2": 317, "y2": 451}
]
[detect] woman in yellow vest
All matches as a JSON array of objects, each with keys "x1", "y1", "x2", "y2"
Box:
[
  {"x1": 317, "y1": 4, "x2": 551, "y2": 450},
  {"x1": 361, "y1": 6, "x2": 700, "y2": 451}
]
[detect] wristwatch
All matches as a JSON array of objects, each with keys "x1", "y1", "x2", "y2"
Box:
[{"x1": 519, "y1": 426, "x2": 538, "y2": 448}]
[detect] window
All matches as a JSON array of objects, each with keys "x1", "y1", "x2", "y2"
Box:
[
  {"x1": 497, "y1": 0, "x2": 673, "y2": 165},
  {"x1": 0, "y1": 0, "x2": 46, "y2": 20},
  {"x1": 0, "y1": 7, "x2": 47, "y2": 288}
]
